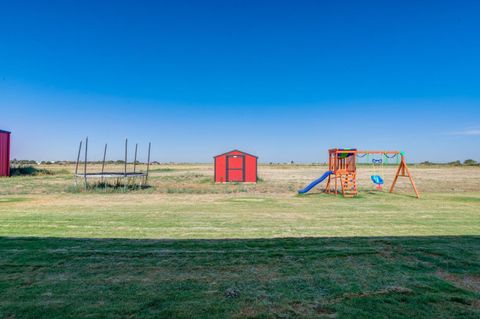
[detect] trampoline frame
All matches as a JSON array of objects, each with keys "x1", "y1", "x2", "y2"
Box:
[{"x1": 74, "y1": 138, "x2": 151, "y2": 189}]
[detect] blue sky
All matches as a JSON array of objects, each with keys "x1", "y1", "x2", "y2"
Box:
[{"x1": 0, "y1": 0, "x2": 479, "y2": 163}]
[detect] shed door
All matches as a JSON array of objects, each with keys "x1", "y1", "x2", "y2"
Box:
[{"x1": 226, "y1": 155, "x2": 245, "y2": 182}]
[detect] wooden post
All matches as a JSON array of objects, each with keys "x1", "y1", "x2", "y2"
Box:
[
  {"x1": 334, "y1": 174, "x2": 338, "y2": 195},
  {"x1": 404, "y1": 161, "x2": 420, "y2": 198},
  {"x1": 325, "y1": 175, "x2": 331, "y2": 194},
  {"x1": 389, "y1": 157, "x2": 402, "y2": 194},
  {"x1": 389, "y1": 155, "x2": 420, "y2": 198}
]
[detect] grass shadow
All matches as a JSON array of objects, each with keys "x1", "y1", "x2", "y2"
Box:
[{"x1": 1, "y1": 235, "x2": 479, "y2": 318}]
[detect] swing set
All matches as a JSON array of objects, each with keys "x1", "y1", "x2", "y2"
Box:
[
  {"x1": 322, "y1": 148, "x2": 420, "y2": 198},
  {"x1": 357, "y1": 152, "x2": 400, "y2": 190}
]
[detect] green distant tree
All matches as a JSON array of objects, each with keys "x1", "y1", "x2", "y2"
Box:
[
  {"x1": 447, "y1": 160, "x2": 462, "y2": 166},
  {"x1": 10, "y1": 159, "x2": 38, "y2": 165},
  {"x1": 463, "y1": 159, "x2": 478, "y2": 165},
  {"x1": 420, "y1": 161, "x2": 434, "y2": 165}
]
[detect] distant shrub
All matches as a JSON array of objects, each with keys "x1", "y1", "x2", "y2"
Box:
[
  {"x1": 10, "y1": 166, "x2": 55, "y2": 176},
  {"x1": 149, "y1": 168, "x2": 175, "y2": 173},
  {"x1": 418, "y1": 160, "x2": 478, "y2": 166},
  {"x1": 463, "y1": 159, "x2": 478, "y2": 166},
  {"x1": 10, "y1": 159, "x2": 38, "y2": 165},
  {"x1": 447, "y1": 160, "x2": 462, "y2": 166},
  {"x1": 419, "y1": 161, "x2": 435, "y2": 165}
]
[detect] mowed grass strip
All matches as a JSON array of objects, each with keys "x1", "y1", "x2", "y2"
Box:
[{"x1": 0, "y1": 192, "x2": 479, "y2": 239}]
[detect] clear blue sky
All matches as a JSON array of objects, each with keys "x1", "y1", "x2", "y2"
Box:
[{"x1": 1, "y1": 0, "x2": 479, "y2": 163}]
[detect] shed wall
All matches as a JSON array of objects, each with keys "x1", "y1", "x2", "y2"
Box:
[
  {"x1": 244, "y1": 155, "x2": 257, "y2": 183},
  {"x1": 0, "y1": 132, "x2": 11, "y2": 177},
  {"x1": 214, "y1": 150, "x2": 257, "y2": 183},
  {"x1": 214, "y1": 155, "x2": 227, "y2": 183}
]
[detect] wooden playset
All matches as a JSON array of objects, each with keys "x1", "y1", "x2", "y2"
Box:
[{"x1": 299, "y1": 148, "x2": 420, "y2": 198}]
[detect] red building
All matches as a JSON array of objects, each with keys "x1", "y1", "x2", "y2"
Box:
[
  {"x1": 0, "y1": 130, "x2": 11, "y2": 177},
  {"x1": 214, "y1": 150, "x2": 258, "y2": 183}
]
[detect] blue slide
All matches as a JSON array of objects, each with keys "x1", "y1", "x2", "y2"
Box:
[{"x1": 298, "y1": 171, "x2": 333, "y2": 194}]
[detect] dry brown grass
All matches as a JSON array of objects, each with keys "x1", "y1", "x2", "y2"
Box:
[
  {"x1": 22, "y1": 162, "x2": 480, "y2": 194},
  {"x1": 436, "y1": 271, "x2": 480, "y2": 293},
  {"x1": 3, "y1": 163, "x2": 478, "y2": 200}
]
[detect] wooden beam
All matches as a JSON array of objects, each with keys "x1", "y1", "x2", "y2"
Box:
[
  {"x1": 403, "y1": 160, "x2": 420, "y2": 198},
  {"x1": 325, "y1": 175, "x2": 331, "y2": 193},
  {"x1": 389, "y1": 156, "x2": 420, "y2": 198},
  {"x1": 330, "y1": 150, "x2": 358, "y2": 154},
  {"x1": 357, "y1": 150, "x2": 401, "y2": 155}
]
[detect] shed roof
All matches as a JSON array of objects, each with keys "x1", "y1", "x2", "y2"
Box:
[
  {"x1": 213, "y1": 149, "x2": 258, "y2": 158},
  {"x1": 0, "y1": 130, "x2": 11, "y2": 134}
]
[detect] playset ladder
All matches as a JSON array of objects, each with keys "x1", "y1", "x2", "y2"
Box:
[{"x1": 341, "y1": 173, "x2": 357, "y2": 198}]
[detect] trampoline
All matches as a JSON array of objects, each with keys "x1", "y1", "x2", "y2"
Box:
[{"x1": 74, "y1": 138, "x2": 151, "y2": 189}]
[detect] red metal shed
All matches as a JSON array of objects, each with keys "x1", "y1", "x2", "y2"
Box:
[
  {"x1": 214, "y1": 150, "x2": 258, "y2": 183},
  {"x1": 0, "y1": 130, "x2": 11, "y2": 177}
]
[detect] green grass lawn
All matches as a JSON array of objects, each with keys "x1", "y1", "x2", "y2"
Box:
[
  {"x1": 0, "y1": 166, "x2": 479, "y2": 318},
  {"x1": 0, "y1": 192, "x2": 479, "y2": 239}
]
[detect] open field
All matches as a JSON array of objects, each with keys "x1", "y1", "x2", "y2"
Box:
[{"x1": 0, "y1": 164, "x2": 479, "y2": 318}]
